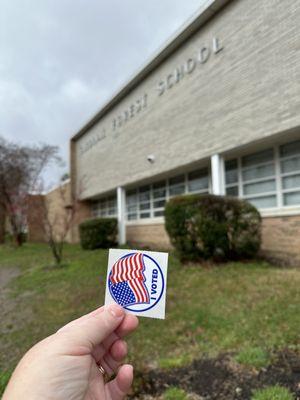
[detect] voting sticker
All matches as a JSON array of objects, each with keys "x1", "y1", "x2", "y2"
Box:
[{"x1": 104, "y1": 248, "x2": 168, "y2": 319}]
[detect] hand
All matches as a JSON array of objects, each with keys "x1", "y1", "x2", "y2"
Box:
[{"x1": 3, "y1": 304, "x2": 139, "y2": 400}]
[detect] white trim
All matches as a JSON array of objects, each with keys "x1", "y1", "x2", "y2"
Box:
[
  {"x1": 274, "y1": 145, "x2": 282, "y2": 207},
  {"x1": 260, "y1": 206, "x2": 300, "y2": 218},
  {"x1": 211, "y1": 154, "x2": 225, "y2": 195},
  {"x1": 117, "y1": 187, "x2": 126, "y2": 245}
]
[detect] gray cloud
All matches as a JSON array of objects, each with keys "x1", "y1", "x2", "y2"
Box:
[{"x1": 0, "y1": 0, "x2": 204, "y2": 186}]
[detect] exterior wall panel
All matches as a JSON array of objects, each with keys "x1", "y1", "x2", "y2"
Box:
[
  {"x1": 261, "y1": 215, "x2": 300, "y2": 266},
  {"x1": 75, "y1": 0, "x2": 300, "y2": 200},
  {"x1": 126, "y1": 224, "x2": 171, "y2": 250}
]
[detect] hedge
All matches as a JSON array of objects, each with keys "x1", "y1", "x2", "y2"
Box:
[
  {"x1": 164, "y1": 194, "x2": 261, "y2": 261},
  {"x1": 79, "y1": 217, "x2": 117, "y2": 250}
]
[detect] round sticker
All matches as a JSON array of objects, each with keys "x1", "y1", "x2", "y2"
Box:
[{"x1": 108, "y1": 252, "x2": 164, "y2": 313}]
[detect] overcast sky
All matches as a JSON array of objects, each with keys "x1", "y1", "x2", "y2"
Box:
[{"x1": 0, "y1": 0, "x2": 205, "y2": 186}]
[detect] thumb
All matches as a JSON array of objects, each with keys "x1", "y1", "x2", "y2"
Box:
[{"x1": 57, "y1": 304, "x2": 125, "y2": 350}]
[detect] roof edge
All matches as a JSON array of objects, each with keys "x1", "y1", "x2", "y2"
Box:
[{"x1": 71, "y1": 0, "x2": 232, "y2": 142}]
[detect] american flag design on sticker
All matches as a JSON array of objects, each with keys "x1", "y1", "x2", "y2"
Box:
[{"x1": 109, "y1": 253, "x2": 150, "y2": 307}]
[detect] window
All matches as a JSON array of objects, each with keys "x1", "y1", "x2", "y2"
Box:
[
  {"x1": 125, "y1": 167, "x2": 211, "y2": 221},
  {"x1": 280, "y1": 140, "x2": 300, "y2": 206},
  {"x1": 139, "y1": 186, "x2": 151, "y2": 219},
  {"x1": 225, "y1": 159, "x2": 238, "y2": 196},
  {"x1": 107, "y1": 197, "x2": 117, "y2": 216},
  {"x1": 126, "y1": 189, "x2": 138, "y2": 220},
  {"x1": 91, "y1": 196, "x2": 117, "y2": 217},
  {"x1": 168, "y1": 175, "x2": 185, "y2": 197},
  {"x1": 225, "y1": 140, "x2": 300, "y2": 209},
  {"x1": 187, "y1": 168, "x2": 209, "y2": 193},
  {"x1": 226, "y1": 149, "x2": 276, "y2": 208},
  {"x1": 153, "y1": 181, "x2": 166, "y2": 217},
  {"x1": 241, "y1": 148, "x2": 277, "y2": 208}
]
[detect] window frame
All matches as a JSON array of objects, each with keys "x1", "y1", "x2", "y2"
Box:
[
  {"x1": 125, "y1": 166, "x2": 211, "y2": 222},
  {"x1": 91, "y1": 196, "x2": 117, "y2": 218},
  {"x1": 225, "y1": 140, "x2": 300, "y2": 211}
]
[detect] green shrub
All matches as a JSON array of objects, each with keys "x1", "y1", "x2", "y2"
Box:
[
  {"x1": 251, "y1": 385, "x2": 293, "y2": 400},
  {"x1": 164, "y1": 194, "x2": 261, "y2": 261},
  {"x1": 79, "y1": 218, "x2": 117, "y2": 250}
]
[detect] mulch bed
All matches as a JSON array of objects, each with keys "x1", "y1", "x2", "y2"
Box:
[{"x1": 132, "y1": 350, "x2": 300, "y2": 399}]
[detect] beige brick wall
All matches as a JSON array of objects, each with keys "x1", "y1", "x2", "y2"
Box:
[
  {"x1": 126, "y1": 217, "x2": 300, "y2": 266},
  {"x1": 44, "y1": 181, "x2": 72, "y2": 243},
  {"x1": 28, "y1": 181, "x2": 91, "y2": 244},
  {"x1": 126, "y1": 224, "x2": 171, "y2": 250},
  {"x1": 261, "y1": 215, "x2": 300, "y2": 266},
  {"x1": 70, "y1": 200, "x2": 91, "y2": 243},
  {"x1": 27, "y1": 195, "x2": 46, "y2": 242},
  {"x1": 74, "y1": 0, "x2": 300, "y2": 200}
]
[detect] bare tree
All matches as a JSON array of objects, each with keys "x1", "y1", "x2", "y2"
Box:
[
  {"x1": 29, "y1": 178, "x2": 85, "y2": 267},
  {"x1": 43, "y1": 181, "x2": 74, "y2": 266},
  {"x1": 0, "y1": 137, "x2": 61, "y2": 246}
]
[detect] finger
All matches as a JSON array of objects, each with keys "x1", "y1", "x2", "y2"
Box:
[
  {"x1": 110, "y1": 339, "x2": 128, "y2": 361},
  {"x1": 93, "y1": 338, "x2": 127, "y2": 366},
  {"x1": 115, "y1": 314, "x2": 139, "y2": 337},
  {"x1": 57, "y1": 306, "x2": 104, "y2": 332},
  {"x1": 92, "y1": 314, "x2": 137, "y2": 362},
  {"x1": 99, "y1": 340, "x2": 128, "y2": 377},
  {"x1": 57, "y1": 306, "x2": 105, "y2": 333},
  {"x1": 105, "y1": 364, "x2": 133, "y2": 400},
  {"x1": 57, "y1": 304, "x2": 125, "y2": 351},
  {"x1": 57, "y1": 308, "x2": 138, "y2": 335},
  {"x1": 102, "y1": 314, "x2": 138, "y2": 350}
]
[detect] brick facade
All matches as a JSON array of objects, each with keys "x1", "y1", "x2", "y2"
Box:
[
  {"x1": 27, "y1": 181, "x2": 89, "y2": 243},
  {"x1": 74, "y1": 0, "x2": 300, "y2": 201},
  {"x1": 70, "y1": 200, "x2": 91, "y2": 243},
  {"x1": 261, "y1": 216, "x2": 300, "y2": 266},
  {"x1": 27, "y1": 195, "x2": 46, "y2": 242},
  {"x1": 126, "y1": 217, "x2": 300, "y2": 267},
  {"x1": 126, "y1": 223, "x2": 171, "y2": 250},
  {"x1": 67, "y1": 0, "x2": 300, "y2": 266}
]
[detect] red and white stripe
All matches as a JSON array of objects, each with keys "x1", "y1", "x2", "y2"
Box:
[{"x1": 110, "y1": 253, "x2": 149, "y2": 303}]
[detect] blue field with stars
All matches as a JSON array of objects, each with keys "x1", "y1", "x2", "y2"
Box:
[{"x1": 110, "y1": 281, "x2": 137, "y2": 307}]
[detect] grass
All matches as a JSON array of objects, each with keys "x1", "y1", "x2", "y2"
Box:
[
  {"x1": 235, "y1": 347, "x2": 271, "y2": 369},
  {"x1": 163, "y1": 387, "x2": 189, "y2": 400},
  {"x1": 251, "y1": 385, "x2": 294, "y2": 400},
  {"x1": 0, "y1": 370, "x2": 12, "y2": 397},
  {"x1": 0, "y1": 243, "x2": 300, "y2": 395}
]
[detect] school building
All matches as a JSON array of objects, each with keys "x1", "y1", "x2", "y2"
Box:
[{"x1": 69, "y1": 0, "x2": 300, "y2": 265}]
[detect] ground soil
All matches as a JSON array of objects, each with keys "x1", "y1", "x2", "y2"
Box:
[
  {"x1": 0, "y1": 266, "x2": 34, "y2": 367},
  {"x1": 0, "y1": 266, "x2": 20, "y2": 334},
  {"x1": 133, "y1": 351, "x2": 300, "y2": 399}
]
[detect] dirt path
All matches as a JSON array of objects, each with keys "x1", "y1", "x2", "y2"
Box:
[
  {"x1": 0, "y1": 266, "x2": 21, "y2": 335},
  {"x1": 0, "y1": 266, "x2": 20, "y2": 288}
]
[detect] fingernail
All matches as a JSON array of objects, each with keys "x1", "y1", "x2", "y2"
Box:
[{"x1": 107, "y1": 304, "x2": 124, "y2": 318}]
